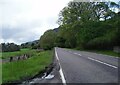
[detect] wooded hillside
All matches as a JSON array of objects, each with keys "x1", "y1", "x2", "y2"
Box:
[{"x1": 39, "y1": 2, "x2": 120, "y2": 50}]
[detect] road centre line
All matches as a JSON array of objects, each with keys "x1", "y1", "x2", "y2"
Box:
[
  {"x1": 55, "y1": 48, "x2": 67, "y2": 85},
  {"x1": 72, "y1": 51, "x2": 118, "y2": 69},
  {"x1": 74, "y1": 53, "x2": 82, "y2": 56},
  {"x1": 88, "y1": 57, "x2": 118, "y2": 69}
]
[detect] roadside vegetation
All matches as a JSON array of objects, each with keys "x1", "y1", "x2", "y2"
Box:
[
  {"x1": 1, "y1": 1, "x2": 120, "y2": 84},
  {"x1": 39, "y1": 2, "x2": 120, "y2": 55},
  {"x1": 66, "y1": 48, "x2": 119, "y2": 57},
  {"x1": 1, "y1": 49, "x2": 35, "y2": 59},
  {"x1": 89, "y1": 50, "x2": 119, "y2": 57},
  {"x1": 2, "y1": 50, "x2": 53, "y2": 84},
  {"x1": 0, "y1": 43, "x2": 20, "y2": 52}
]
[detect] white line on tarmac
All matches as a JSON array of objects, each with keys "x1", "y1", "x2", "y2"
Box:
[
  {"x1": 55, "y1": 48, "x2": 67, "y2": 85},
  {"x1": 88, "y1": 57, "x2": 118, "y2": 69},
  {"x1": 74, "y1": 53, "x2": 82, "y2": 56}
]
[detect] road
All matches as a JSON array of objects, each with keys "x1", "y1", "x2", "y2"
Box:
[{"x1": 55, "y1": 47, "x2": 119, "y2": 84}]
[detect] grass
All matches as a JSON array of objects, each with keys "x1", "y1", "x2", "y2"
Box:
[
  {"x1": 0, "y1": 63, "x2": 2, "y2": 85},
  {"x1": 71, "y1": 47, "x2": 119, "y2": 57},
  {"x1": 0, "y1": 51, "x2": 1, "y2": 59},
  {"x1": 2, "y1": 50, "x2": 53, "y2": 84},
  {"x1": 1, "y1": 49, "x2": 35, "y2": 59},
  {"x1": 83, "y1": 49, "x2": 119, "y2": 57},
  {"x1": 90, "y1": 50, "x2": 119, "y2": 57},
  {"x1": 0, "y1": 50, "x2": 2, "y2": 84},
  {"x1": 66, "y1": 48, "x2": 119, "y2": 57}
]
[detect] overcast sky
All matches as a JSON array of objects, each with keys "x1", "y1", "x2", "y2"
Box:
[{"x1": 0, "y1": 0, "x2": 119, "y2": 45}]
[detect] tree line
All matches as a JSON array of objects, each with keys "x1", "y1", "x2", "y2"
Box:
[
  {"x1": 1, "y1": 40, "x2": 40, "y2": 52},
  {"x1": 39, "y1": 1, "x2": 120, "y2": 50},
  {"x1": 0, "y1": 43, "x2": 20, "y2": 52},
  {"x1": 21, "y1": 40, "x2": 39, "y2": 49}
]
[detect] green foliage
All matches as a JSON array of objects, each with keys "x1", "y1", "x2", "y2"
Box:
[
  {"x1": 55, "y1": 36, "x2": 66, "y2": 47},
  {"x1": 86, "y1": 30, "x2": 117, "y2": 50},
  {"x1": 1, "y1": 43, "x2": 20, "y2": 52},
  {"x1": 21, "y1": 40, "x2": 39, "y2": 49},
  {"x1": 39, "y1": 1, "x2": 120, "y2": 51},
  {"x1": 58, "y1": 23, "x2": 80, "y2": 48},
  {"x1": 2, "y1": 50, "x2": 53, "y2": 83},
  {"x1": 56, "y1": 1, "x2": 120, "y2": 50},
  {"x1": 40, "y1": 30, "x2": 56, "y2": 50},
  {"x1": 1, "y1": 49, "x2": 35, "y2": 59},
  {"x1": 57, "y1": 2, "x2": 114, "y2": 25},
  {"x1": 93, "y1": 50, "x2": 119, "y2": 57}
]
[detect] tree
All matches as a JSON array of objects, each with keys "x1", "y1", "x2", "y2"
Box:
[
  {"x1": 55, "y1": 36, "x2": 66, "y2": 47},
  {"x1": 1, "y1": 43, "x2": 20, "y2": 52},
  {"x1": 39, "y1": 30, "x2": 56, "y2": 50},
  {"x1": 57, "y1": 2, "x2": 113, "y2": 25},
  {"x1": 56, "y1": 1, "x2": 119, "y2": 50}
]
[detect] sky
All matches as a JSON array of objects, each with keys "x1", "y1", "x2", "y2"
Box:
[{"x1": 0, "y1": 0, "x2": 119, "y2": 45}]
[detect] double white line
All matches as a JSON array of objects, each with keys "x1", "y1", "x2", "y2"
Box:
[{"x1": 55, "y1": 48, "x2": 67, "y2": 85}]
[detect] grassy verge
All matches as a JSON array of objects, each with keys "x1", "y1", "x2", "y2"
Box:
[
  {"x1": 1, "y1": 49, "x2": 35, "y2": 59},
  {"x1": 0, "y1": 63, "x2": 2, "y2": 85},
  {"x1": 82, "y1": 49, "x2": 119, "y2": 57},
  {"x1": 0, "y1": 49, "x2": 2, "y2": 84},
  {"x1": 2, "y1": 50, "x2": 53, "y2": 84},
  {"x1": 89, "y1": 50, "x2": 119, "y2": 57},
  {"x1": 66, "y1": 48, "x2": 119, "y2": 57}
]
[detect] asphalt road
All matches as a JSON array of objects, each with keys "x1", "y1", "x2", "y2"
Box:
[{"x1": 55, "y1": 47, "x2": 119, "y2": 84}]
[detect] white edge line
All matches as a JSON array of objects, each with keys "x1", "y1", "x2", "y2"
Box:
[
  {"x1": 88, "y1": 57, "x2": 118, "y2": 69},
  {"x1": 55, "y1": 48, "x2": 67, "y2": 85}
]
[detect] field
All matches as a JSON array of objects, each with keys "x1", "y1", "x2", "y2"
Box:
[
  {"x1": 2, "y1": 49, "x2": 53, "y2": 84},
  {"x1": 1, "y1": 49, "x2": 36, "y2": 59}
]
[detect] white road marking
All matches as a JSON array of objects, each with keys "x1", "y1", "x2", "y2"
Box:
[
  {"x1": 55, "y1": 48, "x2": 67, "y2": 85},
  {"x1": 74, "y1": 53, "x2": 82, "y2": 56},
  {"x1": 88, "y1": 57, "x2": 118, "y2": 69}
]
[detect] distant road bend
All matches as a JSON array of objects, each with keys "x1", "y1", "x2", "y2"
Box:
[{"x1": 55, "y1": 47, "x2": 119, "y2": 84}]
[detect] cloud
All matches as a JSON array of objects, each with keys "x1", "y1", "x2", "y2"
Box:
[
  {"x1": 1, "y1": 0, "x2": 118, "y2": 45},
  {"x1": 0, "y1": 0, "x2": 71, "y2": 44},
  {"x1": 2, "y1": 25, "x2": 39, "y2": 44}
]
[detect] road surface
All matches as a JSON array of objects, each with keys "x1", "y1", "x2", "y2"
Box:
[{"x1": 55, "y1": 47, "x2": 119, "y2": 84}]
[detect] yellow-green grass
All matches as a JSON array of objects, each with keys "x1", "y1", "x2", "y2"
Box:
[
  {"x1": 1, "y1": 49, "x2": 35, "y2": 59},
  {"x1": 92, "y1": 50, "x2": 119, "y2": 57},
  {"x1": 2, "y1": 50, "x2": 53, "y2": 84},
  {"x1": 66, "y1": 48, "x2": 119, "y2": 57},
  {"x1": 0, "y1": 63, "x2": 2, "y2": 85},
  {"x1": 0, "y1": 51, "x2": 2, "y2": 84},
  {"x1": 80, "y1": 49, "x2": 119, "y2": 57}
]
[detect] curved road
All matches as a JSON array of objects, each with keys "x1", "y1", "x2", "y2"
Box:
[{"x1": 55, "y1": 47, "x2": 119, "y2": 84}]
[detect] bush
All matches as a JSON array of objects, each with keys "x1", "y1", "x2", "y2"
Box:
[
  {"x1": 40, "y1": 30, "x2": 56, "y2": 50},
  {"x1": 1, "y1": 43, "x2": 20, "y2": 52},
  {"x1": 86, "y1": 31, "x2": 116, "y2": 50}
]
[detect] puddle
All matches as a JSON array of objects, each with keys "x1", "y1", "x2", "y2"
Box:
[
  {"x1": 20, "y1": 73, "x2": 54, "y2": 85},
  {"x1": 44, "y1": 74, "x2": 54, "y2": 80},
  {"x1": 18, "y1": 63, "x2": 55, "y2": 85}
]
